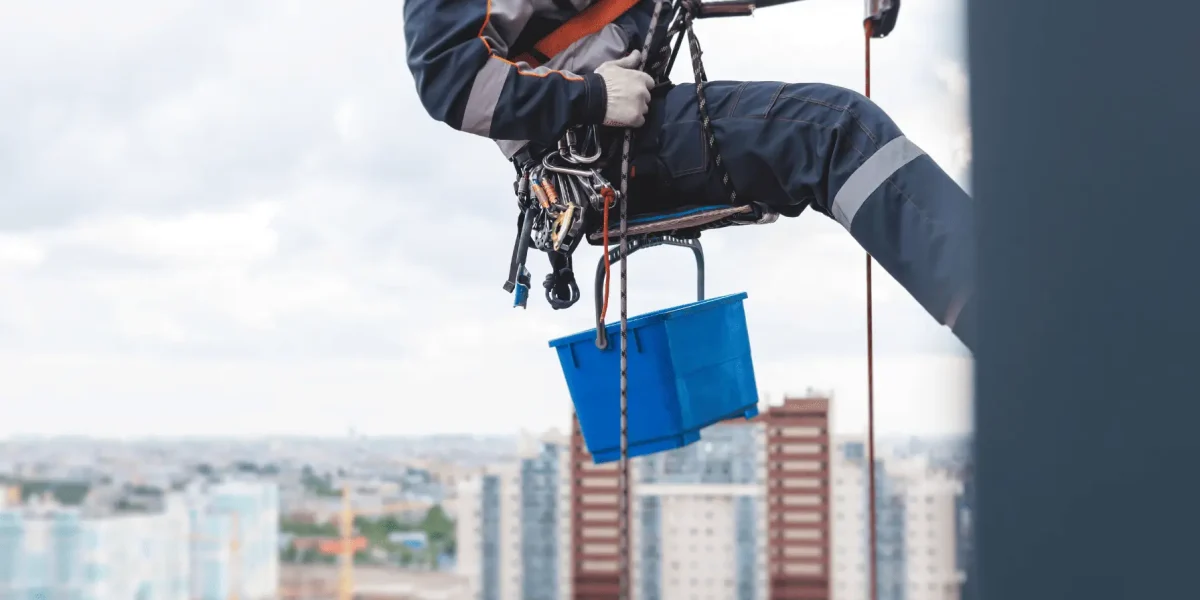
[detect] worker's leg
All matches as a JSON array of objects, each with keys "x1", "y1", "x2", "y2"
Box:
[{"x1": 645, "y1": 81, "x2": 976, "y2": 351}]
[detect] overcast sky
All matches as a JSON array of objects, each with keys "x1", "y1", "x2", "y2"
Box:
[{"x1": 0, "y1": 0, "x2": 973, "y2": 439}]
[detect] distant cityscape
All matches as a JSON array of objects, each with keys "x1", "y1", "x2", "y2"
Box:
[{"x1": 0, "y1": 397, "x2": 973, "y2": 600}]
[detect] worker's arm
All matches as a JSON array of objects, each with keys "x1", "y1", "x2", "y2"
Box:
[{"x1": 403, "y1": 0, "x2": 608, "y2": 145}]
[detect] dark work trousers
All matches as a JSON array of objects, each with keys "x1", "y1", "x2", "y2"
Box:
[{"x1": 624, "y1": 80, "x2": 977, "y2": 352}]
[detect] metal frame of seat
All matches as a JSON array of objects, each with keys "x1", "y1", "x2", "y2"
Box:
[
  {"x1": 588, "y1": 202, "x2": 776, "y2": 349},
  {"x1": 593, "y1": 234, "x2": 705, "y2": 349}
]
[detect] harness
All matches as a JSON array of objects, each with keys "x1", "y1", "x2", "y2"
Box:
[
  {"x1": 503, "y1": 0, "x2": 901, "y2": 315},
  {"x1": 512, "y1": 0, "x2": 643, "y2": 68},
  {"x1": 503, "y1": 0, "x2": 778, "y2": 315}
]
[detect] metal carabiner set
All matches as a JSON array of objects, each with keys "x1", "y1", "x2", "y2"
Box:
[{"x1": 503, "y1": 125, "x2": 618, "y2": 310}]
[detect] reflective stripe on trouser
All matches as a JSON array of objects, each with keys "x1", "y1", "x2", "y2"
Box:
[{"x1": 647, "y1": 81, "x2": 976, "y2": 351}]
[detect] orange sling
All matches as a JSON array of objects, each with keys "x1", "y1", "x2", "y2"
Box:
[{"x1": 512, "y1": 0, "x2": 642, "y2": 67}]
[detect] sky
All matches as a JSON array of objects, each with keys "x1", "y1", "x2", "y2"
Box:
[{"x1": 0, "y1": 0, "x2": 974, "y2": 439}]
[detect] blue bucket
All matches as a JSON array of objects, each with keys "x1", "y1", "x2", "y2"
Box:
[{"x1": 548, "y1": 292, "x2": 760, "y2": 463}]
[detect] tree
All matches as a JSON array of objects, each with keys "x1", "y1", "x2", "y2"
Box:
[
  {"x1": 421, "y1": 505, "x2": 454, "y2": 545},
  {"x1": 279, "y1": 518, "x2": 338, "y2": 538}
]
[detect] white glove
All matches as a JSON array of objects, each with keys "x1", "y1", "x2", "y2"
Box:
[{"x1": 595, "y1": 50, "x2": 655, "y2": 128}]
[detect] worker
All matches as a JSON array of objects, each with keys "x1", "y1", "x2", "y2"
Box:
[{"x1": 402, "y1": 0, "x2": 977, "y2": 353}]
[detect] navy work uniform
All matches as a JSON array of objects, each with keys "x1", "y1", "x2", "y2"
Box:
[{"x1": 403, "y1": 0, "x2": 977, "y2": 352}]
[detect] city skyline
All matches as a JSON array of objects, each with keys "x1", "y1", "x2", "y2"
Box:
[{"x1": 453, "y1": 397, "x2": 974, "y2": 600}]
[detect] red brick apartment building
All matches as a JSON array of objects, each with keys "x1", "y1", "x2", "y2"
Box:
[{"x1": 567, "y1": 396, "x2": 833, "y2": 600}]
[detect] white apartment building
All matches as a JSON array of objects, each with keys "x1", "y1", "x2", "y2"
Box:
[
  {"x1": 631, "y1": 425, "x2": 769, "y2": 600},
  {"x1": 632, "y1": 482, "x2": 767, "y2": 600},
  {"x1": 831, "y1": 436, "x2": 870, "y2": 600},
  {"x1": 829, "y1": 441, "x2": 967, "y2": 600},
  {"x1": 187, "y1": 479, "x2": 281, "y2": 600},
  {"x1": 0, "y1": 480, "x2": 279, "y2": 600},
  {"x1": 898, "y1": 467, "x2": 963, "y2": 600},
  {"x1": 0, "y1": 494, "x2": 192, "y2": 600},
  {"x1": 456, "y1": 430, "x2": 571, "y2": 600}
]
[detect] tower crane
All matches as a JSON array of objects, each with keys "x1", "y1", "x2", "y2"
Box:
[{"x1": 334, "y1": 483, "x2": 437, "y2": 600}]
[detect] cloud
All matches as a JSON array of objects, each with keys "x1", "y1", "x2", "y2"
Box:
[{"x1": 0, "y1": 0, "x2": 974, "y2": 437}]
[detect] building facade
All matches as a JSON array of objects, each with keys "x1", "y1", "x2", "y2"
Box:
[
  {"x1": 761, "y1": 397, "x2": 833, "y2": 600},
  {"x1": 830, "y1": 438, "x2": 869, "y2": 600},
  {"x1": 456, "y1": 431, "x2": 570, "y2": 600},
  {"x1": 0, "y1": 495, "x2": 191, "y2": 600},
  {"x1": 564, "y1": 395, "x2": 834, "y2": 600},
  {"x1": 830, "y1": 443, "x2": 967, "y2": 600},
  {"x1": 0, "y1": 480, "x2": 279, "y2": 600},
  {"x1": 632, "y1": 420, "x2": 766, "y2": 600},
  {"x1": 188, "y1": 480, "x2": 280, "y2": 600}
]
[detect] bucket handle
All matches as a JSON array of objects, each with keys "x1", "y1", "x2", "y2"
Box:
[{"x1": 594, "y1": 235, "x2": 705, "y2": 349}]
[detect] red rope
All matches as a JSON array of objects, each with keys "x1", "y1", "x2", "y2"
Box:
[
  {"x1": 864, "y1": 18, "x2": 879, "y2": 600},
  {"x1": 599, "y1": 188, "x2": 615, "y2": 323}
]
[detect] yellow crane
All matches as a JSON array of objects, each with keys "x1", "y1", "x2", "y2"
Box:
[
  {"x1": 335, "y1": 484, "x2": 436, "y2": 600},
  {"x1": 338, "y1": 485, "x2": 353, "y2": 600}
]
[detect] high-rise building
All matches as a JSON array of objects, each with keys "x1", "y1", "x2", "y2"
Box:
[
  {"x1": 456, "y1": 431, "x2": 571, "y2": 600},
  {"x1": 633, "y1": 420, "x2": 765, "y2": 600},
  {"x1": 0, "y1": 494, "x2": 192, "y2": 600},
  {"x1": 186, "y1": 480, "x2": 281, "y2": 600},
  {"x1": 761, "y1": 397, "x2": 833, "y2": 600},
  {"x1": 830, "y1": 443, "x2": 967, "y2": 600},
  {"x1": 454, "y1": 470, "x2": 498, "y2": 600},
  {"x1": 830, "y1": 438, "x2": 870, "y2": 600},
  {"x1": 459, "y1": 395, "x2": 966, "y2": 600},
  {"x1": 563, "y1": 395, "x2": 833, "y2": 600},
  {"x1": 566, "y1": 415, "x2": 624, "y2": 600},
  {"x1": 897, "y1": 467, "x2": 963, "y2": 600}
]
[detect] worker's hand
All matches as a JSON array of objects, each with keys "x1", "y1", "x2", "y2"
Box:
[{"x1": 595, "y1": 50, "x2": 654, "y2": 128}]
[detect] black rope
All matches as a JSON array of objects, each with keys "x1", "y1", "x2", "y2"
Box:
[
  {"x1": 616, "y1": 2, "x2": 668, "y2": 595},
  {"x1": 647, "y1": 0, "x2": 739, "y2": 207}
]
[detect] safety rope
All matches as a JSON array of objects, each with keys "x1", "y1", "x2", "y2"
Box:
[
  {"x1": 864, "y1": 17, "x2": 879, "y2": 600},
  {"x1": 599, "y1": 0, "x2": 737, "y2": 331},
  {"x1": 615, "y1": 1, "x2": 669, "y2": 597}
]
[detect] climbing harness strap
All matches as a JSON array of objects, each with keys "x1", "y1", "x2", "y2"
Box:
[
  {"x1": 503, "y1": 0, "x2": 765, "y2": 318},
  {"x1": 648, "y1": 0, "x2": 737, "y2": 206},
  {"x1": 512, "y1": 0, "x2": 643, "y2": 67}
]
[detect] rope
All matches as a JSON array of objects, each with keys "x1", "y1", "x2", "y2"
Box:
[
  {"x1": 599, "y1": 187, "x2": 614, "y2": 323},
  {"x1": 616, "y1": 3, "x2": 668, "y2": 597},
  {"x1": 864, "y1": 18, "x2": 879, "y2": 600},
  {"x1": 648, "y1": 0, "x2": 738, "y2": 206},
  {"x1": 607, "y1": 2, "x2": 736, "y2": 595}
]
